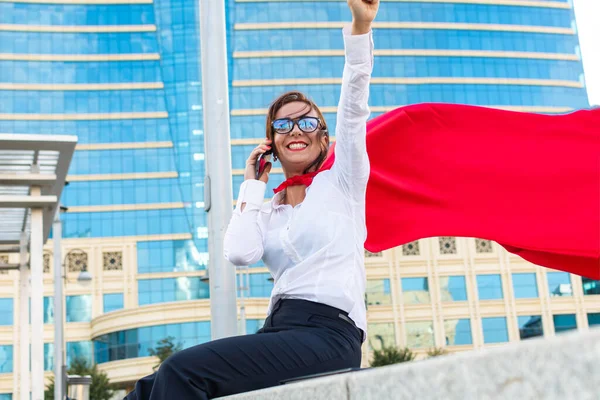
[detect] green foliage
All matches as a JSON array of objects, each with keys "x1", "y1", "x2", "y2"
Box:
[
  {"x1": 370, "y1": 346, "x2": 416, "y2": 367},
  {"x1": 148, "y1": 336, "x2": 183, "y2": 371},
  {"x1": 427, "y1": 347, "x2": 449, "y2": 357},
  {"x1": 45, "y1": 358, "x2": 115, "y2": 400}
]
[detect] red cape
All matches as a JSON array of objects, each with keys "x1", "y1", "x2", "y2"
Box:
[{"x1": 321, "y1": 103, "x2": 600, "y2": 279}]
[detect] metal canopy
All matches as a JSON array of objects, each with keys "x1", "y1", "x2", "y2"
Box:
[{"x1": 0, "y1": 133, "x2": 76, "y2": 248}]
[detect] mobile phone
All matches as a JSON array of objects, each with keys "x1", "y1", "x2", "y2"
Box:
[{"x1": 255, "y1": 150, "x2": 272, "y2": 180}]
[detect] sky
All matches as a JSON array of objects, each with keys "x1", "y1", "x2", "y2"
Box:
[{"x1": 573, "y1": 0, "x2": 600, "y2": 106}]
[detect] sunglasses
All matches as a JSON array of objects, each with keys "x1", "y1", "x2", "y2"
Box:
[{"x1": 271, "y1": 116, "x2": 322, "y2": 135}]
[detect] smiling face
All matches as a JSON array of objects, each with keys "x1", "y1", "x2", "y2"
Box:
[{"x1": 266, "y1": 92, "x2": 329, "y2": 177}]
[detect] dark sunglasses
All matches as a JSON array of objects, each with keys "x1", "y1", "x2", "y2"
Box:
[{"x1": 271, "y1": 116, "x2": 322, "y2": 135}]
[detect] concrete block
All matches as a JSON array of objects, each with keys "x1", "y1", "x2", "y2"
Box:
[
  {"x1": 223, "y1": 328, "x2": 600, "y2": 400},
  {"x1": 348, "y1": 329, "x2": 600, "y2": 400}
]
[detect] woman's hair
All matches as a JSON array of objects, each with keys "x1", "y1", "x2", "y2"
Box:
[{"x1": 266, "y1": 91, "x2": 329, "y2": 174}]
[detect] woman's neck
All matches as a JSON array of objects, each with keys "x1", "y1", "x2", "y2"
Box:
[{"x1": 282, "y1": 185, "x2": 306, "y2": 207}]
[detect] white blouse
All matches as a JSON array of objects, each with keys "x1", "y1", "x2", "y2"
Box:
[{"x1": 224, "y1": 26, "x2": 373, "y2": 337}]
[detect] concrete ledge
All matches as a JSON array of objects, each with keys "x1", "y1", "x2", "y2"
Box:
[{"x1": 222, "y1": 328, "x2": 600, "y2": 400}]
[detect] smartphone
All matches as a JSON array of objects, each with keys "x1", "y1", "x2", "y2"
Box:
[{"x1": 255, "y1": 150, "x2": 272, "y2": 180}]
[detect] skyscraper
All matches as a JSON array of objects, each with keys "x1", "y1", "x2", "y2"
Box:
[{"x1": 0, "y1": 0, "x2": 597, "y2": 398}]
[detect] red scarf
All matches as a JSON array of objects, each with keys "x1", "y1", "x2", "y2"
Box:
[
  {"x1": 273, "y1": 171, "x2": 319, "y2": 194},
  {"x1": 273, "y1": 103, "x2": 600, "y2": 279}
]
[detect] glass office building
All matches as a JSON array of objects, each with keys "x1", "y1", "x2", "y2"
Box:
[{"x1": 0, "y1": 0, "x2": 597, "y2": 396}]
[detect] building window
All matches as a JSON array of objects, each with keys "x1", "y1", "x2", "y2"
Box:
[
  {"x1": 365, "y1": 279, "x2": 391, "y2": 306},
  {"x1": 103, "y1": 251, "x2": 123, "y2": 271},
  {"x1": 93, "y1": 321, "x2": 211, "y2": 364},
  {"x1": 66, "y1": 250, "x2": 88, "y2": 273},
  {"x1": 477, "y1": 274, "x2": 504, "y2": 300},
  {"x1": 547, "y1": 272, "x2": 572, "y2": 297},
  {"x1": 406, "y1": 321, "x2": 434, "y2": 348},
  {"x1": 0, "y1": 394, "x2": 11, "y2": 400},
  {"x1": 553, "y1": 314, "x2": 577, "y2": 334},
  {"x1": 245, "y1": 319, "x2": 266, "y2": 334},
  {"x1": 512, "y1": 273, "x2": 539, "y2": 299},
  {"x1": 44, "y1": 343, "x2": 54, "y2": 371},
  {"x1": 401, "y1": 277, "x2": 430, "y2": 304},
  {"x1": 475, "y1": 239, "x2": 493, "y2": 253},
  {"x1": 588, "y1": 313, "x2": 600, "y2": 327},
  {"x1": 367, "y1": 323, "x2": 395, "y2": 351},
  {"x1": 0, "y1": 299, "x2": 13, "y2": 326},
  {"x1": 402, "y1": 241, "x2": 420, "y2": 256},
  {"x1": 66, "y1": 341, "x2": 93, "y2": 368},
  {"x1": 103, "y1": 293, "x2": 124, "y2": 314},
  {"x1": 137, "y1": 240, "x2": 207, "y2": 274},
  {"x1": 0, "y1": 345, "x2": 13, "y2": 373},
  {"x1": 138, "y1": 277, "x2": 210, "y2": 306},
  {"x1": 66, "y1": 295, "x2": 92, "y2": 323},
  {"x1": 43, "y1": 296, "x2": 54, "y2": 324},
  {"x1": 439, "y1": 237, "x2": 457, "y2": 254},
  {"x1": 439, "y1": 276, "x2": 468, "y2": 302},
  {"x1": 582, "y1": 278, "x2": 600, "y2": 295},
  {"x1": 444, "y1": 319, "x2": 472, "y2": 346},
  {"x1": 247, "y1": 273, "x2": 274, "y2": 298},
  {"x1": 518, "y1": 315, "x2": 543, "y2": 340},
  {"x1": 482, "y1": 317, "x2": 509, "y2": 344}
]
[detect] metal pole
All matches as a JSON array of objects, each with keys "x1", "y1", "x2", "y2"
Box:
[
  {"x1": 19, "y1": 232, "x2": 30, "y2": 400},
  {"x1": 199, "y1": 0, "x2": 238, "y2": 339},
  {"x1": 53, "y1": 209, "x2": 65, "y2": 400},
  {"x1": 30, "y1": 190, "x2": 44, "y2": 400}
]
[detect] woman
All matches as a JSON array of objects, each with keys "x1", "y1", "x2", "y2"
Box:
[{"x1": 125, "y1": 1, "x2": 378, "y2": 398}]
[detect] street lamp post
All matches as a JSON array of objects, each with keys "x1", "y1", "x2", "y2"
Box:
[{"x1": 53, "y1": 207, "x2": 93, "y2": 400}]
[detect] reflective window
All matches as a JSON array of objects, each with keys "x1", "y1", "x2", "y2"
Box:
[
  {"x1": 518, "y1": 315, "x2": 543, "y2": 340},
  {"x1": 247, "y1": 273, "x2": 274, "y2": 298},
  {"x1": 0, "y1": 345, "x2": 12, "y2": 373},
  {"x1": 512, "y1": 273, "x2": 539, "y2": 299},
  {"x1": 45, "y1": 343, "x2": 54, "y2": 372},
  {"x1": 138, "y1": 277, "x2": 210, "y2": 306},
  {"x1": 62, "y1": 208, "x2": 198, "y2": 238},
  {"x1": 245, "y1": 319, "x2": 265, "y2": 334},
  {"x1": 401, "y1": 277, "x2": 430, "y2": 304},
  {"x1": 588, "y1": 313, "x2": 600, "y2": 327},
  {"x1": 582, "y1": 278, "x2": 600, "y2": 295},
  {"x1": 0, "y1": 394, "x2": 11, "y2": 400},
  {"x1": 137, "y1": 240, "x2": 207, "y2": 274},
  {"x1": 365, "y1": 279, "x2": 391, "y2": 306},
  {"x1": 547, "y1": 272, "x2": 572, "y2": 297},
  {"x1": 103, "y1": 293, "x2": 124, "y2": 314},
  {"x1": 439, "y1": 276, "x2": 467, "y2": 302},
  {"x1": 0, "y1": 299, "x2": 13, "y2": 326},
  {"x1": 444, "y1": 319, "x2": 472, "y2": 346},
  {"x1": 94, "y1": 321, "x2": 211, "y2": 364},
  {"x1": 367, "y1": 323, "x2": 395, "y2": 351},
  {"x1": 405, "y1": 321, "x2": 434, "y2": 348},
  {"x1": 66, "y1": 341, "x2": 93, "y2": 368},
  {"x1": 553, "y1": 314, "x2": 577, "y2": 333},
  {"x1": 43, "y1": 296, "x2": 54, "y2": 324},
  {"x1": 66, "y1": 295, "x2": 92, "y2": 323},
  {"x1": 477, "y1": 274, "x2": 503, "y2": 300},
  {"x1": 482, "y1": 317, "x2": 509, "y2": 343}
]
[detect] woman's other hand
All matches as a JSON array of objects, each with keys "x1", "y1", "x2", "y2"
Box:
[{"x1": 347, "y1": 0, "x2": 379, "y2": 35}]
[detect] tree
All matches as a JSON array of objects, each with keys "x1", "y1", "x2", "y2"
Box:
[
  {"x1": 427, "y1": 347, "x2": 449, "y2": 358},
  {"x1": 45, "y1": 358, "x2": 115, "y2": 400},
  {"x1": 370, "y1": 346, "x2": 416, "y2": 367},
  {"x1": 148, "y1": 336, "x2": 183, "y2": 371}
]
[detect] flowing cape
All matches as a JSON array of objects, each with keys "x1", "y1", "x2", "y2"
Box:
[{"x1": 319, "y1": 103, "x2": 599, "y2": 279}]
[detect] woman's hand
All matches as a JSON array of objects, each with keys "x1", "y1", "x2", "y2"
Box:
[
  {"x1": 244, "y1": 139, "x2": 272, "y2": 183},
  {"x1": 347, "y1": 0, "x2": 379, "y2": 35}
]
